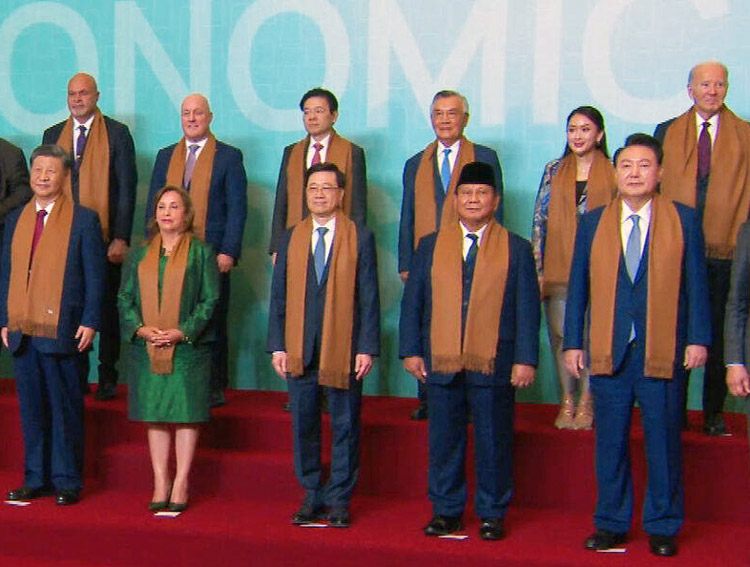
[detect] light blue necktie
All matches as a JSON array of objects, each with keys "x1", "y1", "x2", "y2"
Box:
[
  {"x1": 314, "y1": 227, "x2": 328, "y2": 283},
  {"x1": 625, "y1": 214, "x2": 641, "y2": 341},
  {"x1": 440, "y1": 148, "x2": 452, "y2": 192},
  {"x1": 625, "y1": 214, "x2": 641, "y2": 281}
]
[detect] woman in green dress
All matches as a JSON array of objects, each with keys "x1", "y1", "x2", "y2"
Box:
[{"x1": 118, "y1": 185, "x2": 219, "y2": 512}]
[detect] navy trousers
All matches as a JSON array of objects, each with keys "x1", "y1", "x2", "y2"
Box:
[
  {"x1": 288, "y1": 371, "x2": 362, "y2": 509},
  {"x1": 428, "y1": 373, "x2": 515, "y2": 519},
  {"x1": 590, "y1": 342, "x2": 685, "y2": 536},
  {"x1": 14, "y1": 339, "x2": 85, "y2": 492}
]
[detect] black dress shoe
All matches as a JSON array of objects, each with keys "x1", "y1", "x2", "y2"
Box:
[
  {"x1": 283, "y1": 401, "x2": 291, "y2": 412},
  {"x1": 583, "y1": 530, "x2": 626, "y2": 550},
  {"x1": 703, "y1": 414, "x2": 728, "y2": 436},
  {"x1": 649, "y1": 534, "x2": 677, "y2": 557},
  {"x1": 328, "y1": 508, "x2": 351, "y2": 528},
  {"x1": 56, "y1": 490, "x2": 80, "y2": 506},
  {"x1": 6, "y1": 486, "x2": 51, "y2": 501},
  {"x1": 292, "y1": 503, "x2": 324, "y2": 525},
  {"x1": 210, "y1": 390, "x2": 226, "y2": 408},
  {"x1": 479, "y1": 518, "x2": 504, "y2": 540},
  {"x1": 94, "y1": 383, "x2": 116, "y2": 401},
  {"x1": 410, "y1": 403, "x2": 428, "y2": 420},
  {"x1": 423, "y1": 515, "x2": 462, "y2": 536}
]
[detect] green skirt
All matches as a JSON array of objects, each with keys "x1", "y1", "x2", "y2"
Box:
[{"x1": 127, "y1": 341, "x2": 211, "y2": 423}]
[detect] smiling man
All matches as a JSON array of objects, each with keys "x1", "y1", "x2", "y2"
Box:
[
  {"x1": 654, "y1": 61, "x2": 750, "y2": 435},
  {"x1": 42, "y1": 73, "x2": 137, "y2": 401},
  {"x1": 0, "y1": 145, "x2": 106, "y2": 506},
  {"x1": 400, "y1": 161, "x2": 539, "y2": 541},
  {"x1": 399, "y1": 90, "x2": 505, "y2": 420},
  {"x1": 564, "y1": 134, "x2": 711, "y2": 557},
  {"x1": 268, "y1": 162, "x2": 380, "y2": 528},
  {"x1": 147, "y1": 93, "x2": 248, "y2": 408}
]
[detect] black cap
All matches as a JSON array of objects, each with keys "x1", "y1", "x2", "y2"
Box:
[{"x1": 456, "y1": 161, "x2": 495, "y2": 190}]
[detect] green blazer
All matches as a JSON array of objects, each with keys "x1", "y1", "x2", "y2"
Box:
[{"x1": 118, "y1": 236, "x2": 220, "y2": 344}]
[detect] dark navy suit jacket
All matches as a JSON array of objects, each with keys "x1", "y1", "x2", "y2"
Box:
[
  {"x1": 398, "y1": 143, "x2": 504, "y2": 273},
  {"x1": 0, "y1": 204, "x2": 106, "y2": 355},
  {"x1": 43, "y1": 116, "x2": 137, "y2": 244},
  {"x1": 147, "y1": 140, "x2": 248, "y2": 262},
  {"x1": 0, "y1": 138, "x2": 31, "y2": 228},
  {"x1": 268, "y1": 138, "x2": 367, "y2": 255},
  {"x1": 267, "y1": 223, "x2": 380, "y2": 369},
  {"x1": 563, "y1": 202, "x2": 711, "y2": 373},
  {"x1": 399, "y1": 229, "x2": 539, "y2": 385}
]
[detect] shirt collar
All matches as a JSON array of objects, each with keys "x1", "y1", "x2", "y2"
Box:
[
  {"x1": 312, "y1": 215, "x2": 336, "y2": 232},
  {"x1": 459, "y1": 220, "x2": 489, "y2": 241},
  {"x1": 73, "y1": 113, "x2": 95, "y2": 130},
  {"x1": 438, "y1": 139, "x2": 461, "y2": 154},
  {"x1": 621, "y1": 198, "x2": 653, "y2": 226}
]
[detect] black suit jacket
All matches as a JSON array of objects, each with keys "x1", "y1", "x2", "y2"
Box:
[
  {"x1": 0, "y1": 138, "x2": 31, "y2": 227},
  {"x1": 43, "y1": 115, "x2": 137, "y2": 244}
]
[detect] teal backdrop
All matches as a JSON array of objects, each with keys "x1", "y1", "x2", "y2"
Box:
[{"x1": 0, "y1": 0, "x2": 746, "y2": 411}]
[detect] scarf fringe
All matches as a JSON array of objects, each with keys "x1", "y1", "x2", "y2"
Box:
[
  {"x1": 9, "y1": 321, "x2": 58, "y2": 339},
  {"x1": 318, "y1": 369, "x2": 351, "y2": 390}
]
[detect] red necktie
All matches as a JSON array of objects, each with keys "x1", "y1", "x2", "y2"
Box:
[
  {"x1": 697, "y1": 121, "x2": 711, "y2": 180},
  {"x1": 29, "y1": 209, "x2": 47, "y2": 267},
  {"x1": 311, "y1": 143, "x2": 323, "y2": 166}
]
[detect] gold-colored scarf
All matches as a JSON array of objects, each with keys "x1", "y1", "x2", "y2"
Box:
[
  {"x1": 165, "y1": 134, "x2": 216, "y2": 240},
  {"x1": 138, "y1": 233, "x2": 191, "y2": 374},
  {"x1": 413, "y1": 137, "x2": 476, "y2": 248},
  {"x1": 56, "y1": 109, "x2": 110, "y2": 240},
  {"x1": 285, "y1": 130, "x2": 355, "y2": 227},
  {"x1": 7, "y1": 195, "x2": 73, "y2": 338},
  {"x1": 285, "y1": 213, "x2": 358, "y2": 389},
  {"x1": 430, "y1": 220, "x2": 509, "y2": 375},
  {"x1": 589, "y1": 195, "x2": 683, "y2": 378},
  {"x1": 660, "y1": 106, "x2": 750, "y2": 259},
  {"x1": 543, "y1": 151, "x2": 616, "y2": 296}
]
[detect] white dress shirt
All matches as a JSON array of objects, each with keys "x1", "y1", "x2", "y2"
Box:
[
  {"x1": 459, "y1": 221, "x2": 489, "y2": 260},
  {"x1": 620, "y1": 198, "x2": 652, "y2": 256},
  {"x1": 695, "y1": 111, "x2": 719, "y2": 149},
  {"x1": 306, "y1": 133, "x2": 331, "y2": 168},
  {"x1": 438, "y1": 139, "x2": 461, "y2": 174},
  {"x1": 311, "y1": 216, "x2": 336, "y2": 263}
]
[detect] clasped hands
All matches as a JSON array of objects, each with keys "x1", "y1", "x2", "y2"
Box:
[
  {"x1": 137, "y1": 326, "x2": 184, "y2": 348},
  {"x1": 402, "y1": 356, "x2": 536, "y2": 388}
]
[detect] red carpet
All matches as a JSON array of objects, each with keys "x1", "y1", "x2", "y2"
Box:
[{"x1": 0, "y1": 380, "x2": 747, "y2": 567}]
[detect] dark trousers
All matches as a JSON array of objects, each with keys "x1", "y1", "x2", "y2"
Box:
[
  {"x1": 14, "y1": 339, "x2": 85, "y2": 492},
  {"x1": 694, "y1": 258, "x2": 730, "y2": 418},
  {"x1": 288, "y1": 371, "x2": 362, "y2": 509},
  {"x1": 590, "y1": 342, "x2": 684, "y2": 536},
  {"x1": 82, "y1": 260, "x2": 121, "y2": 387},
  {"x1": 428, "y1": 373, "x2": 515, "y2": 519},
  {"x1": 210, "y1": 272, "x2": 230, "y2": 392}
]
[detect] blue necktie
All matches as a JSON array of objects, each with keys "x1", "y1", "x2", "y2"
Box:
[
  {"x1": 440, "y1": 148, "x2": 452, "y2": 192},
  {"x1": 462, "y1": 233, "x2": 479, "y2": 335},
  {"x1": 314, "y1": 227, "x2": 328, "y2": 283},
  {"x1": 465, "y1": 233, "x2": 478, "y2": 269},
  {"x1": 625, "y1": 214, "x2": 641, "y2": 281}
]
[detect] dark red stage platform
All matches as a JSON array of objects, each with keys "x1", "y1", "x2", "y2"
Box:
[{"x1": 0, "y1": 381, "x2": 747, "y2": 567}]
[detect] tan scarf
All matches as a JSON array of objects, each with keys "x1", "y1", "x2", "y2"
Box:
[
  {"x1": 7, "y1": 195, "x2": 73, "y2": 338},
  {"x1": 137, "y1": 233, "x2": 191, "y2": 374},
  {"x1": 56, "y1": 109, "x2": 110, "y2": 240},
  {"x1": 413, "y1": 137, "x2": 476, "y2": 248},
  {"x1": 430, "y1": 219, "x2": 509, "y2": 375},
  {"x1": 589, "y1": 195, "x2": 683, "y2": 378},
  {"x1": 165, "y1": 134, "x2": 216, "y2": 240},
  {"x1": 543, "y1": 151, "x2": 616, "y2": 295},
  {"x1": 285, "y1": 213, "x2": 358, "y2": 389},
  {"x1": 285, "y1": 130, "x2": 355, "y2": 227},
  {"x1": 660, "y1": 106, "x2": 750, "y2": 259}
]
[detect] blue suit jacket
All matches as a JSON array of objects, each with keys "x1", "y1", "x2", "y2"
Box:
[
  {"x1": 147, "y1": 140, "x2": 248, "y2": 262},
  {"x1": 267, "y1": 222, "x2": 380, "y2": 368},
  {"x1": 399, "y1": 228, "x2": 539, "y2": 385},
  {"x1": 268, "y1": 138, "x2": 367, "y2": 255},
  {"x1": 0, "y1": 204, "x2": 106, "y2": 355},
  {"x1": 43, "y1": 115, "x2": 137, "y2": 244},
  {"x1": 398, "y1": 143, "x2": 504, "y2": 273},
  {"x1": 563, "y1": 202, "x2": 711, "y2": 374}
]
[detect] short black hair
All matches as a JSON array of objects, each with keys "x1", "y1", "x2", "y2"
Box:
[
  {"x1": 30, "y1": 144, "x2": 72, "y2": 170},
  {"x1": 304, "y1": 162, "x2": 346, "y2": 189},
  {"x1": 299, "y1": 88, "x2": 338, "y2": 113},
  {"x1": 613, "y1": 133, "x2": 664, "y2": 166}
]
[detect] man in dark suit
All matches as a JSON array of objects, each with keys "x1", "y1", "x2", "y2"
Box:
[
  {"x1": 399, "y1": 90, "x2": 504, "y2": 420},
  {"x1": 147, "y1": 93, "x2": 248, "y2": 408},
  {"x1": 269, "y1": 87, "x2": 367, "y2": 260},
  {"x1": 724, "y1": 220, "x2": 750, "y2": 449},
  {"x1": 400, "y1": 161, "x2": 539, "y2": 541},
  {"x1": 0, "y1": 145, "x2": 106, "y2": 505},
  {"x1": 268, "y1": 162, "x2": 380, "y2": 528},
  {"x1": 564, "y1": 134, "x2": 711, "y2": 557},
  {"x1": 42, "y1": 73, "x2": 137, "y2": 401},
  {"x1": 0, "y1": 138, "x2": 32, "y2": 241},
  {"x1": 653, "y1": 61, "x2": 750, "y2": 435}
]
